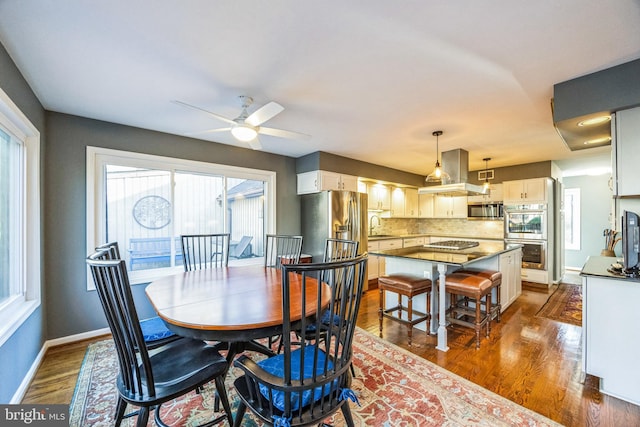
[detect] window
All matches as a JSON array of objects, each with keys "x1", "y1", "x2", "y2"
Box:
[
  {"x1": 564, "y1": 188, "x2": 581, "y2": 250},
  {"x1": 0, "y1": 88, "x2": 41, "y2": 347},
  {"x1": 87, "y1": 147, "x2": 275, "y2": 287}
]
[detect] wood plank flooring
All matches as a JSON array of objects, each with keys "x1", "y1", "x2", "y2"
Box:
[{"x1": 22, "y1": 284, "x2": 640, "y2": 426}]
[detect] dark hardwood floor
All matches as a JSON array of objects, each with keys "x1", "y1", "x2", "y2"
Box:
[{"x1": 22, "y1": 283, "x2": 640, "y2": 426}]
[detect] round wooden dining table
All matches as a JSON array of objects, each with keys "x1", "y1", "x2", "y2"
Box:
[{"x1": 145, "y1": 265, "x2": 332, "y2": 361}]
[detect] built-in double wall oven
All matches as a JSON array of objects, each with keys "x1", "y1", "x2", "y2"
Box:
[{"x1": 504, "y1": 204, "x2": 547, "y2": 270}]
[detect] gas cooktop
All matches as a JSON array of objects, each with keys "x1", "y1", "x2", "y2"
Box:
[{"x1": 423, "y1": 240, "x2": 480, "y2": 250}]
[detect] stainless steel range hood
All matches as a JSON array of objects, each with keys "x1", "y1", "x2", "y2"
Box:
[{"x1": 418, "y1": 149, "x2": 487, "y2": 196}]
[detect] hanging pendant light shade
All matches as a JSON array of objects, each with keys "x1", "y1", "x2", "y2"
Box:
[
  {"x1": 482, "y1": 157, "x2": 491, "y2": 193},
  {"x1": 426, "y1": 130, "x2": 451, "y2": 183}
]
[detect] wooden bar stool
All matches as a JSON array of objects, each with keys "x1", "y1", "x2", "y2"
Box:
[
  {"x1": 444, "y1": 272, "x2": 494, "y2": 349},
  {"x1": 378, "y1": 274, "x2": 432, "y2": 346},
  {"x1": 456, "y1": 269, "x2": 502, "y2": 323}
]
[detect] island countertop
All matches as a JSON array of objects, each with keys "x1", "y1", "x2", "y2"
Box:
[{"x1": 369, "y1": 241, "x2": 521, "y2": 268}]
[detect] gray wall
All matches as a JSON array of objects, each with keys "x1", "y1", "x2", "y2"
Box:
[
  {"x1": 45, "y1": 112, "x2": 301, "y2": 338},
  {"x1": 0, "y1": 42, "x2": 46, "y2": 402},
  {"x1": 563, "y1": 174, "x2": 613, "y2": 269}
]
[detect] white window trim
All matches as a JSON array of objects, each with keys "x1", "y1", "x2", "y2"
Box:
[
  {"x1": 565, "y1": 187, "x2": 581, "y2": 251},
  {"x1": 0, "y1": 87, "x2": 41, "y2": 347},
  {"x1": 86, "y1": 146, "x2": 276, "y2": 288}
]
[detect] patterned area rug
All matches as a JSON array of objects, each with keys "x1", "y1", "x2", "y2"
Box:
[
  {"x1": 536, "y1": 283, "x2": 582, "y2": 326},
  {"x1": 70, "y1": 328, "x2": 562, "y2": 426}
]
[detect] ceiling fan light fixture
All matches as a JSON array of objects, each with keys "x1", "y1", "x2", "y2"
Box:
[
  {"x1": 425, "y1": 130, "x2": 451, "y2": 183},
  {"x1": 231, "y1": 123, "x2": 258, "y2": 142}
]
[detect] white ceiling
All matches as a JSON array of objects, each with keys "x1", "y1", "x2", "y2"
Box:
[{"x1": 1, "y1": 1, "x2": 639, "y2": 175}]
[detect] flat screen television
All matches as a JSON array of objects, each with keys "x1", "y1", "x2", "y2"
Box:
[{"x1": 622, "y1": 210, "x2": 640, "y2": 273}]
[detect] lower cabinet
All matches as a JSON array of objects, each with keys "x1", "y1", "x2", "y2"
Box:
[
  {"x1": 499, "y1": 249, "x2": 522, "y2": 311},
  {"x1": 583, "y1": 274, "x2": 640, "y2": 405},
  {"x1": 367, "y1": 239, "x2": 403, "y2": 282}
]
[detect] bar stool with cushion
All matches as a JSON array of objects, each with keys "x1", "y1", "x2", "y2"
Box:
[
  {"x1": 378, "y1": 274, "x2": 432, "y2": 346},
  {"x1": 444, "y1": 272, "x2": 494, "y2": 349},
  {"x1": 455, "y1": 268, "x2": 502, "y2": 323}
]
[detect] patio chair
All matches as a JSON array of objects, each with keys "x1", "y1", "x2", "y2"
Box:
[
  {"x1": 229, "y1": 235, "x2": 253, "y2": 259},
  {"x1": 181, "y1": 233, "x2": 230, "y2": 270},
  {"x1": 95, "y1": 242, "x2": 179, "y2": 350},
  {"x1": 87, "y1": 249, "x2": 233, "y2": 427},
  {"x1": 232, "y1": 254, "x2": 367, "y2": 427}
]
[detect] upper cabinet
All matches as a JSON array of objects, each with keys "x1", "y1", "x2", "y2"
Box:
[
  {"x1": 613, "y1": 106, "x2": 640, "y2": 197},
  {"x1": 433, "y1": 195, "x2": 467, "y2": 218},
  {"x1": 366, "y1": 183, "x2": 391, "y2": 211},
  {"x1": 297, "y1": 170, "x2": 358, "y2": 194},
  {"x1": 503, "y1": 178, "x2": 548, "y2": 204},
  {"x1": 389, "y1": 187, "x2": 419, "y2": 217},
  {"x1": 467, "y1": 183, "x2": 503, "y2": 203},
  {"x1": 404, "y1": 188, "x2": 420, "y2": 217},
  {"x1": 418, "y1": 193, "x2": 434, "y2": 218}
]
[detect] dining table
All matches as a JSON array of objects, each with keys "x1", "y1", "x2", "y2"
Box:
[{"x1": 145, "y1": 264, "x2": 332, "y2": 362}]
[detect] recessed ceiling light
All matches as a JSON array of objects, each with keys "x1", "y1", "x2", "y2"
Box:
[
  {"x1": 583, "y1": 136, "x2": 611, "y2": 145},
  {"x1": 577, "y1": 115, "x2": 611, "y2": 127}
]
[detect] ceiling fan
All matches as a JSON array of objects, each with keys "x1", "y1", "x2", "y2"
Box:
[{"x1": 173, "y1": 95, "x2": 310, "y2": 150}]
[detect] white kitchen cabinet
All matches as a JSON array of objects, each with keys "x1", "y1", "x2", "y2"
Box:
[
  {"x1": 583, "y1": 274, "x2": 640, "y2": 405},
  {"x1": 368, "y1": 238, "x2": 403, "y2": 280},
  {"x1": 418, "y1": 193, "x2": 434, "y2": 218},
  {"x1": 402, "y1": 236, "x2": 426, "y2": 247},
  {"x1": 503, "y1": 178, "x2": 548, "y2": 204},
  {"x1": 297, "y1": 170, "x2": 358, "y2": 194},
  {"x1": 404, "y1": 188, "x2": 419, "y2": 217},
  {"x1": 613, "y1": 106, "x2": 640, "y2": 197},
  {"x1": 433, "y1": 195, "x2": 467, "y2": 218},
  {"x1": 499, "y1": 249, "x2": 522, "y2": 311},
  {"x1": 366, "y1": 183, "x2": 391, "y2": 211},
  {"x1": 467, "y1": 183, "x2": 503, "y2": 203},
  {"x1": 390, "y1": 187, "x2": 405, "y2": 217}
]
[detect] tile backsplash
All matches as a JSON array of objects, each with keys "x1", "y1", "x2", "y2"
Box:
[{"x1": 368, "y1": 215, "x2": 504, "y2": 239}]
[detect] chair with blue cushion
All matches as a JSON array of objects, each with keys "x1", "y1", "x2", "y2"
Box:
[
  {"x1": 87, "y1": 248, "x2": 233, "y2": 427},
  {"x1": 232, "y1": 253, "x2": 367, "y2": 427},
  {"x1": 96, "y1": 242, "x2": 180, "y2": 349}
]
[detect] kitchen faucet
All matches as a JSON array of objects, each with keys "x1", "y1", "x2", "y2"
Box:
[{"x1": 369, "y1": 214, "x2": 381, "y2": 236}]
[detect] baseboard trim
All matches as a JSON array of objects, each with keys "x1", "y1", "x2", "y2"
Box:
[{"x1": 11, "y1": 327, "x2": 111, "y2": 404}]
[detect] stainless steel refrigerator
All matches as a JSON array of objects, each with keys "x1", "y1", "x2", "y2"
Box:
[{"x1": 300, "y1": 190, "x2": 368, "y2": 275}]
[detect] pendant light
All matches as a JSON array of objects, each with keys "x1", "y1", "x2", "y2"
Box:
[
  {"x1": 482, "y1": 157, "x2": 491, "y2": 193},
  {"x1": 425, "y1": 130, "x2": 450, "y2": 183}
]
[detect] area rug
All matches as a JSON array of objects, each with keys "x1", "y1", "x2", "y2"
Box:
[
  {"x1": 70, "y1": 328, "x2": 562, "y2": 426},
  {"x1": 535, "y1": 283, "x2": 582, "y2": 326}
]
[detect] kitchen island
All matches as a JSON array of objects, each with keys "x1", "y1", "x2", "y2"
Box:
[{"x1": 370, "y1": 240, "x2": 522, "y2": 352}]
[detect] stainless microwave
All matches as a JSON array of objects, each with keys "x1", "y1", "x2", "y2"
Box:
[{"x1": 467, "y1": 202, "x2": 504, "y2": 220}]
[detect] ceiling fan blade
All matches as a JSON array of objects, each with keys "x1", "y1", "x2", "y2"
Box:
[
  {"x1": 245, "y1": 102, "x2": 284, "y2": 126},
  {"x1": 247, "y1": 136, "x2": 262, "y2": 150},
  {"x1": 172, "y1": 100, "x2": 237, "y2": 125},
  {"x1": 183, "y1": 127, "x2": 231, "y2": 136},
  {"x1": 259, "y1": 126, "x2": 311, "y2": 140}
]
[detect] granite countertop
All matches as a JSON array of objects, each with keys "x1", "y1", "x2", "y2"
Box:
[
  {"x1": 580, "y1": 255, "x2": 640, "y2": 282},
  {"x1": 369, "y1": 241, "x2": 521, "y2": 267}
]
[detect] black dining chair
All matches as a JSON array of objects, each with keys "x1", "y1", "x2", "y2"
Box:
[
  {"x1": 263, "y1": 234, "x2": 304, "y2": 349},
  {"x1": 264, "y1": 234, "x2": 304, "y2": 268},
  {"x1": 87, "y1": 249, "x2": 234, "y2": 427},
  {"x1": 284, "y1": 239, "x2": 360, "y2": 353},
  {"x1": 95, "y1": 242, "x2": 180, "y2": 350},
  {"x1": 232, "y1": 254, "x2": 367, "y2": 427},
  {"x1": 181, "y1": 233, "x2": 230, "y2": 271}
]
